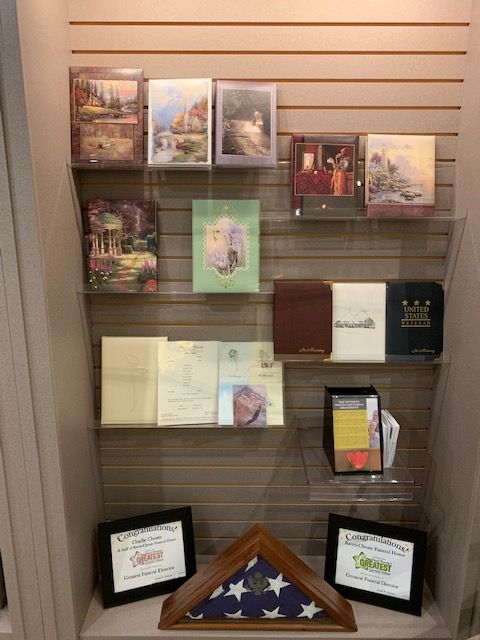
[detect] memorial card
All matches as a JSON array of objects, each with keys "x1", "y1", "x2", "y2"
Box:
[{"x1": 218, "y1": 342, "x2": 284, "y2": 426}]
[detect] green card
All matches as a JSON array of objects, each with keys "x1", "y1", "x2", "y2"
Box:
[{"x1": 192, "y1": 200, "x2": 260, "y2": 292}]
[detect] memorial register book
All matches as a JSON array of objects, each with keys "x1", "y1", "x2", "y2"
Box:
[
  {"x1": 274, "y1": 281, "x2": 332, "y2": 357},
  {"x1": 386, "y1": 281, "x2": 444, "y2": 360}
]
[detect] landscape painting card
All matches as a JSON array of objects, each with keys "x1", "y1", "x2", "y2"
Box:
[
  {"x1": 218, "y1": 342, "x2": 284, "y2": 426},
  {"x1": 291, "y1": 135, "x2": 359, "y2": 214},
  {"x1": 148, "y1": 78, "x2": 212, "y2": 165},
  {"x1": 215, "y1": 81, "x2": 277, "y2": 166},
  {"x1": 366, "y1": 134, "x2": 435, "y2": 217},
  {"x1": 87, "y1": 199, "x2": 157, "y2": 293},
  {"x1": 192, "y1": 200, "x2": 260, "y2": 293},
  {"x1": 70, "y1": 67, "x2": 144, "y2": 164}
]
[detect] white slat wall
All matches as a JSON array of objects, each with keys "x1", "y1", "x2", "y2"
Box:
[{"x1": 69, "y1": 0, "x2": 465, "y2": 554}]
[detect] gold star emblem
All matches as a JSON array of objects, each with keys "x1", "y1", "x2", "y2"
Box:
[
  {"x1": 402, "y1": 299, "x2": 408, "y2": 306},
  {"x1": 425, "y1": 300, "x2": 431, "y2": 306},
  {"x1": 414, "y1": 300, "x2": 420, "y2": 306}
]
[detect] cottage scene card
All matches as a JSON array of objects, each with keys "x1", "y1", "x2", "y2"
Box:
[
  {"x1": 366, "y1": 134, "x2": 435, "y2": 217},
  {"x1": 291, "y1": 135, "x2": 358, "y2": 215},
  {"x1": 148, "y1": 78, "x2": 212, "y2": 165},
  {"x1": 86, "y1": 199, "x2": 157, "y2": 293},
  {"x1": 216, "y1": 81, "x2": 276, "y2": 166},
  {"x1": 70, "y1": 67, "x2": 143, "y2": 163},
  {"x1": 192, "y1": 200, "x2": 260, "y2": 293}
]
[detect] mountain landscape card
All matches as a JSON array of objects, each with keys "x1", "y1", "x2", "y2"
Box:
[
  {"x1": 366, "y1": 134, "x2": 435, "y2": 217},
  {"x1": 87, "y1": 199, "x2": 157, "y2": 293},
  {"x1": 192, "y1": 200, "x2": 260, "y2": 292},
  {"x1": 70, "y1": 67, "x2": 144, "y2": 163},
  {"x1": 148, "y1": 78, "x2": 212, "y2": 165}
]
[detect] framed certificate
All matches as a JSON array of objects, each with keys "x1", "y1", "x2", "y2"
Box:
[
  {"x1": 325, "y1": 514, "x2": 426, "y2": 616},
  {"x1": 98, "y1": 507, "x2": 196, "y2": 608}
]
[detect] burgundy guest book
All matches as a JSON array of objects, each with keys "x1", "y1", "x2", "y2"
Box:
[{"x1": 274, "y1": 281, "x2": 332, "y2": 357}]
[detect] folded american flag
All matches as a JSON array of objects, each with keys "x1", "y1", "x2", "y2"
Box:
[{"x1": 186, "y1": 555, "x2": 326, "y2": 620}]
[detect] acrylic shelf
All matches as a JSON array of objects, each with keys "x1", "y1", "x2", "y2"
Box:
[{"x1": 305, "y1": 467, "x2": 415, "y2": 503}]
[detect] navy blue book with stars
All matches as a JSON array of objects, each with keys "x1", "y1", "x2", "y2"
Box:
[{"x1": 386, "y1": 282, "x2": 444, "y2": 361}]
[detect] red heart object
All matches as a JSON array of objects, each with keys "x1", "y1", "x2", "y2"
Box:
[{"x1": 347, "y1": 450, "x2": 369, "y2": 470}]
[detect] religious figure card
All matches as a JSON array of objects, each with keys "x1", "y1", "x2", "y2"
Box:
[
  {"x1": 192, "y1": 200, "x2": 260, "y2": 292},
  {"x1": 366, "y1": 134, "x2": 435, "y2": 217},
  {"x1": 70, "y1": 67, "x2": 144, "y2": 164},
  {"x1": 148, "y1": 78, "x2": 212, "y2": 166}
]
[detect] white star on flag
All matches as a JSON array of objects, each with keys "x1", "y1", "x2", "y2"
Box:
[
  {"x1": 225, "y1": 579, "x2": 249, "y2": 602},
  {"x1": 208, "y1": 585, "x2": 225, "y2": 600},
  {"x1": 225, "y1": 609, "x2": 248, "y2": 619},
  {"x1": 262, "y1": 606, "x2": 286, "y2": 619},
  {"x1": 245, "y1": 556, "x2": 258, "y2": 572},
  {"x1": 186, "y1": 612, "x2": 204, "y2": 619},
  {"x1": 298, "y1": 601, "x2": 323, "y2": 619},
  {"x1": 267, "y1": 572, "x2": 290, "y2": 597}
]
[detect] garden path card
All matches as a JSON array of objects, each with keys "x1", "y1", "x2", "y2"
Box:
[
  {"x1": 101, "y1": 337, "x2": 167, "y2": 424},
  {"x1": 192, "y1": 200, "x2": 260, "y2": 293},
  {"x1": 157, "y1": 341, "x2": 219, "y2": 426},
  {"x1": 218, "y1": 342, "x2": 284, "y2": 426}
]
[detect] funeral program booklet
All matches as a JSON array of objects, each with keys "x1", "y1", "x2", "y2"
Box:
[
  {"x1": 157, "y1": 341, "x2": 219, "y2": 426},
  {"x1": 218, "y1": 341, "x2": 284, "y2": 426}
]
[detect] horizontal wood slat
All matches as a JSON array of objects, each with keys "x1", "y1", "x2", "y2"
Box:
[
  {"x1": 70, "y1": 25, "x2": 469, "y2": 52},
  {"x1": 68, "y1": 0, "x2": 471, "y2": 23},
  {"x1": 68, "y1": 53, "x2": 466, "y2": 80}
]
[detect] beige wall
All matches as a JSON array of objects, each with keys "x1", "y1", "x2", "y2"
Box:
[
  {"x1": 422, "y1": 0, "x2": 480, "y2": 636},
  {"x1": 15, "y1": 0, "x2": 102, "y2": 634}
]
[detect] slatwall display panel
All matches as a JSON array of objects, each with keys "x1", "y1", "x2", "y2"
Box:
[{"x1": 70, "y1": 0, "x2": 460, "y2": 556}]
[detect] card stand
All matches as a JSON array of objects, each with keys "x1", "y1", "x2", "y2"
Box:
[
  {"x1": 306, "y1": 467, "x2": 415, "y2": 503},
  {"x1": 298, "y1": 430, "x2": 414, "y2": 503}
]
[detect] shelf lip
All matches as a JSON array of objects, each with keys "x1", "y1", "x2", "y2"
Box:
[
  {"x1": 275, "y1": 354, "x2": 447, "y2": 365},
  {"x1": 0, "y1": 607, "x2": 12, "y2": 637},
  {"x1": 68, "y1": 160, "x2": 286, "y2": 171},
  {"x1": 90, "y1": 422, "x2": 287, "y2": 430}
]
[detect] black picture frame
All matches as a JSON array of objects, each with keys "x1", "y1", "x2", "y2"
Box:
[
  {"x1": 98, "y1": 506, "x2": 196, "y2": 608},
  {"x1": 324, "y1": 514, "x2": 426, "y2": 616}
]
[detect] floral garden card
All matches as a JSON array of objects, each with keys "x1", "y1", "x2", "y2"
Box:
[{"x1": 192, "y1": 200, "x2": 260, "y2": 292}]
